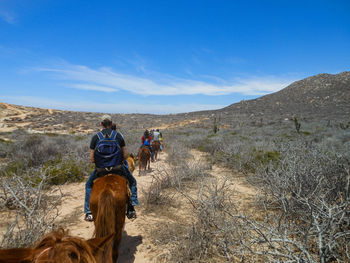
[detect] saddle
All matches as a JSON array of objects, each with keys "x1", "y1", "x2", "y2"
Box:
[
  {"x1": 95, "y1": 165, "x2": 131, "y2": 199},
  {"x1": 95, "y1": 165, "x2": 126, "y2": 179}
]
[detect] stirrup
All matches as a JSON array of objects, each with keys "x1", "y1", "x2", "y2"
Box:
[
  {"x1": 126, "y1": 210, "x2": 137, "y2": 219},
  {"x1": 126, "y1": 205, "x2": 137, "y2": 219},
  {"x1": 84, "y1": 213, "x2": 94, "y2": 222}
]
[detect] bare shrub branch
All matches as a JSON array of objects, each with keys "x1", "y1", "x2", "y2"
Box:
[{"x1": 0, "y1": 169, "x2": 63, "y2": 248}]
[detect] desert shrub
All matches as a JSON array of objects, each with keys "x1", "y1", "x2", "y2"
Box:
[
  {"x1": 142, "y1": 168, "x2": 174, "y2": 206},
  {"x1": 300, "y1": 130, "x2": 311, "y2": 135},
  {"x1": 143, "y1": 160, "x2": 209, "y2": 206},
  {"x1": 152, "y1": 121, "x2": 350, "y2": 262},
  {"x1": 0, "y1": 138, "x2": 12, "y2": 144},
  {"x1": 0, "y1": 171, "x2": 62, "y2": 248},
  {"x1": 166, "y1": 139, "x2": 191, "y2": 167},
  {"x1": 242, "y1": 141, "x2": 350, "y2": 262},
  {"x1": 190, "y1": 135, "x2": 218, "y2": 154},
  {"x1": 156, "y1": 177, "x2": 247, "y2": 263},
  {"x1": 156, "y1": 139, "x2": 350, "y2": 262},
  {"x1": 0, "y1": 137, "x2": 14, "y2": 158},
  {"x1": 119, "y1": 128, "x2": 143, "y2": 155},
  {"x1": 7, "y1": 134, "x2": 60, "y2": 167},
  {"x1": 242, "y1": 148, "x2": 280, "y2": 172},
  {"x1": 142, "y1": 135, "x2": 210, "y2": 207},
  {"x1": 1, "y1": 160, "x2": 27, "y2": 177},
  {"x1": 186, "y1": 127, "x2": 281, "y2": 173},
  {"x1": 45, "y1": 132, "x2": 59, "y2": 137},
  {"x1": 43, "y1": 157, "x2": 87, "y2": 185},
  {"x1": 0, "y1": 132, "x2": 92, "y2": 248},
  {"x1": 1, "y1": 133, "x2": 91, "y2": 186},
  {"x1": 150, "y1": 221, "x2": 188, "y2": 260},
  {"x1": 7, "y1": 132, "x2": 91, "y2": 164}
]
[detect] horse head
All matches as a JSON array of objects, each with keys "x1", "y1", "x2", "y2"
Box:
[
  {"x1": 126, "y1": 153, "x2": 136, "y2": 173},
  {"x1": 0, "y1": 229, "x2": 113, "y2": 263}
]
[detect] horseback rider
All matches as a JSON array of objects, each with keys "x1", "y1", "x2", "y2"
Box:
[
  {"x1": 152, "y1": 129, "x2": 163, "y2": 151},
  {"x1": 141, "y1": 129, "x2": 154, "y2": 161},
  {"x1": 84, "y1": 115, "x2": 138, "y2": 221}
]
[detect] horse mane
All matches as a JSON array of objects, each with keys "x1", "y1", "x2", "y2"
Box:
[
  {"x1": 34, "y1": 228, "x2": 98, "y2": 262},
  {"x1": 0, "y1": 229, "x2": 114, "y2": 263},
  {"x1": 35, "y1": 229, "x2": 90, "y2": 251},
  {"x1": 0, "y1": 229, "x2": 94, "y2": 263}
]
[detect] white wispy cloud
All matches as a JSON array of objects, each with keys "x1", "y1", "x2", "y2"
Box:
[
  {"x1": 0, "y1": 10, "x2": 16, "y2": 24},
  {"x1": 36, "y1": 62, "x2": 294, "y2": 96},
  {"x1": 0, "y1": 95, "x2": 225, "y2": 114},
  {"x1": 70, "y1": 84, "x2": 118, "y2": 92}
]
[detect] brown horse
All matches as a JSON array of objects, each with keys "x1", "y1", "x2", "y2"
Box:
[
  {"x1": 0, "y1": 228, "x2": 113, "y2": 263},
  {"x1": 138, "y1": 146, "x2": 151, "y2": 172},
  {"x1": 151, "y1": 141, "x2": 161, "y2": 161},
  {"x1": 89, "y1": 174, "x2": 128, "y2": 263},
  {"x1": 160, "y1": 139, "x2": 165, "y2": 150},
  {"x1": 126, "y1": 153, "x2": 136, "y2": 173}
]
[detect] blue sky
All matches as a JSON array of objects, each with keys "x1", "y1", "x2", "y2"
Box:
[{"x1": 0, "y1": 0, "x2": 349, "y2": 114}]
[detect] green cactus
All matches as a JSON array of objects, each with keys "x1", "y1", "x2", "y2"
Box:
[
  {"x1": 213, "y1": 117, "x2": 219, "y2": 134},
  {"x1": 294, "y1": 117, "x2": 301, "y2": 133}
]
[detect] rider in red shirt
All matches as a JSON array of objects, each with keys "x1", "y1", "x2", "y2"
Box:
[{"x1": 140, "y1": 129, "x2": 154, "y2": 161}]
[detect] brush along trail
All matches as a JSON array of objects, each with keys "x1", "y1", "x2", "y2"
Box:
[{"x1": 56, "y1": 150, "x2": 256, "y2": 262}]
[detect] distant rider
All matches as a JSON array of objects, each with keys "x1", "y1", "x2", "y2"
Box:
[
  {"x1": 152, "y1": 129, "x2": 163, "y2": 151},
  {"x1": 140, "y1": 129, "x2": 154, "y2": 161}
]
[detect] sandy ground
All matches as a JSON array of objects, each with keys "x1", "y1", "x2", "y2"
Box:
[
  {"x1": 0, "y1": 138, "x2": 256, "y2": 262},
  {"x1": 55, "y1": 150, "x2": 257, "y2": 263},
  {"x1": 56, "y1": 152, "x2": 169, "y2": 263}
]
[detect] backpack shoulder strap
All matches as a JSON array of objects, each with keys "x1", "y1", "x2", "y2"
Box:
[
  {"x1": 97, "y1": 131, "x2": 105, "y2": 140},
  {"x1": 110, "y1": 130, "x2": 117, "y2": 140}
]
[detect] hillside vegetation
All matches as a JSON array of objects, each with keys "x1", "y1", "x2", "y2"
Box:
[{"x1": 0, "y1": 71, "x2": 349, "y2": 262}]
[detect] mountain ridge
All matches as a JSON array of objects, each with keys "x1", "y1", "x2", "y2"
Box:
[
  {"x1": 0, "y1": 71, "x2": 349, "y2": 134},
  {"x1": 219, "y1": 71, "x2": 350, "y2": 120}
]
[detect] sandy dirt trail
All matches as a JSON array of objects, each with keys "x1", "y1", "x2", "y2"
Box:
[
  {"x1": 56, "y1": 150, "x2": 257, "y2": 263},
  {"x1": 56, "y1": 152, "x2": 168, "y2": 263}
]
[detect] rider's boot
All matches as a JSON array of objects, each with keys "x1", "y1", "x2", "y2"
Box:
[{"x1": 126, "y1": 200, "x2": 137, "y2": 219}]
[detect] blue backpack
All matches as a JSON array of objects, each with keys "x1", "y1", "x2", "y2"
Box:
[
  {"x1": 144, "y1": 137, "x2": 150, "y2": 146},
  {"x1": 94, "y1": 130, "x2": 123, "y2": 168}
]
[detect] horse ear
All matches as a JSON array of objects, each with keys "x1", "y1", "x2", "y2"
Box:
[{"x1": 87, "y1": 233, "x2": 114, "y2": 256}]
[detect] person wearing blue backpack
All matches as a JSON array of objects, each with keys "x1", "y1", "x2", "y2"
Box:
[{"x1": 84, "y1": 114, "x2": 138, "y2": 221}]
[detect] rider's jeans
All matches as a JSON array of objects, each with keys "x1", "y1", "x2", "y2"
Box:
[{"x1": 84, "y1": 165, "x2": 139, "y2": 214}]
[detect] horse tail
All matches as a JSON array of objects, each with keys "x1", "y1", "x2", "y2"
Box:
[{"x1": 95, "y1": 189, "x2": 116, "y2": 262}]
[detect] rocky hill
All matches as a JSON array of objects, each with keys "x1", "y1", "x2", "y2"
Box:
[
  {"x1": 219, "y1": 71, "x2": 350, "y2": 121},
  {"x1": 0, "y1": 71, "x2": 349, "y2": 134},
  {"x1": 0, "y1": 102, "x2": 210, "y2": 134}
]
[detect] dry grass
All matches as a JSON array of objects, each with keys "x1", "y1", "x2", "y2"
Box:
[
  {"x1": 1, "y1": 100, "x2": 350, "y2": 261},
  {"x1": 141, "y1": 120, "x2": 350, "y2": 263}
]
